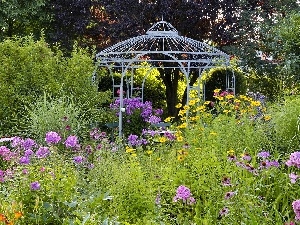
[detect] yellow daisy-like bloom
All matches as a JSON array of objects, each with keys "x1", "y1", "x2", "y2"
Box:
[
  {"x1": 125, "y1": 146, "x2": 135, "y2": 153},
  {"x1": 204, "y1": 101, "x2": 211, "y2": 105},
  {"x1": 183, "y1": 105, "x2": 190, "y2": 110},
  {"x1": 234, "y1": 99, "x2": 241, "y2": 103},
  {"x1": 175, "y1": 103, "x2": 182, "y2": 108},
  {"x1": 223, "y1": 109, "x2": 231, "y2": 114},
  {"x1": 159, "y1": 136, "x2": 167, "y2": 143},
  {"x1": 239, "y1": 95, "x2": 247, "y2": 100},
  {"x1": 176, "y1": 136, "x2": 184, "y2": 142},
  {"x1": 215, "y1": 96, "x2": 224, "y2": 101},
  {"x1": 196, "y1": 105, "x2": 206, "y2": 111},
  {"x1": 263, "y1": 115, "x2": 272, "y2": 121},
  {"x1": 14, "y1": 211, "x2": 23, "y2": 219},
  {"x1": 164, "y1": 117, "x2": 174, "y2": 122},
  {"x1": 226, "y1": 94, "x2": 234, "y2": 99},
  {"x1": 147, "y1": 150, "x2": 153, "y2": 155},
  {"x1": 180, "y1": 123, "x2": 187, "y2": 128},
  {"x1": 177, "y1": 155, "x2": 185, "y2": 161},
  {"x1": 178, "y1": 110, "x2": 186, "y2": 116},
  {"x1": 189, "y1": 100, "x2": 196, "y2": 106},
  {"x1": 131, "y1": 153, "x2": 137, "y2": 157},
  {"x1": 210, "y1": 131, "x2": 217, "y2": 135},
  {"x1": 251, "y1": 101, "x2": 261, "y2": 107},
  {"x1": 214, "y1": 88, "x2": 221, "y2": 93},
  {"x1": 157, "y1": 157, "x2": 161, "y2": 161},
  {"x1": 227, "y1": 149, "x2": 235, "y2": 155}
]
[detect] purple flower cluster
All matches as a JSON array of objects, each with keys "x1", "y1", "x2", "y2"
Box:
[
  {"x1": 90, "y1": 128, "x2": 107, "y2": 140},
  {"x1": 73, "y1": 155, "x2": 85, "y2": 164},
  {"x1": 64, "y1": 135, "x2": 79, "y2": 148},
  {"x1": 173, "y1": 185, "x2": 196, "y2": 205},
  {"x1": 286, "y1": 152, "x2": 300, "y2": 168},
  {"x1": 110, "y1": 97, "x2": 163, "y2": 125},
  {"x1": 0, "y1": 146, "x2": 16, "y2": 161},
  {"x1": 36, "y1": 147, "x2": 50, "y2": 159},
  {"x1": 0, "y1": 169, "x2": 14, "y2": 182},
  {"x1": 228, "y1": 151, "x2": 279, "y2": 175},
  {"x1": 127, "y1": 134, "x2": 147, "y2": 146},
  {"x1": 22, "y1": 138, "x2": 36, "y2": 150},
  {"x1": 30, "y1": 181, "x2": 41, "y2": 191},
  {"x1": 45, "y1": 131, "x2": 61, "y2": 145},
  {"x1": 292, "y1": 200, "x2": 300, "y2": 221}
]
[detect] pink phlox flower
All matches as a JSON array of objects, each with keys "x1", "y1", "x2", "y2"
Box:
[
  {"x1": 173, "y1": 185, "x2": 195, "y2": 204},
  {"x1": 292, "y1": 199, "x2": 300, "y2": 221},
  {"x1": 45, "y1": 131, "x2": 61, "y2": 145},
  {"x1": 286, "y1": 152, "x2": 300, "y2": 168},
  {"x1": 64, "y1": 135, "x2": 79, "y2": 148},
  {"x1": 289, "y1": 173, "x2": 298, "y2": 184},
  {"x1": 36, "y1": 146, "x2": 50, "y2": 159}
]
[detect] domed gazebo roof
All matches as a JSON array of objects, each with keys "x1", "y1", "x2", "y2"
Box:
[
  {"x1": 96, "y1": 20, "x2": 230, "y2": 68},
  {"x1": 94, "y1": 20, "x2": 234, "y2": 137}
]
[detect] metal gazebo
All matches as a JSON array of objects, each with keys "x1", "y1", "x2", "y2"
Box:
[{"x1": 94, "y1": 20, "x2": 235, "y2": 137}]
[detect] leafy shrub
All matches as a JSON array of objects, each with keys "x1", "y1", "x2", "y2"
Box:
[
  {"x1": 268, "y1": 95, "x2": 300, "y2": 152},
  {"x1": 0, "y1": 36, "x2": 113, "y2": 136},
  {"x1": 201, "y1": 66, "x2": 246, "y2": 101}
]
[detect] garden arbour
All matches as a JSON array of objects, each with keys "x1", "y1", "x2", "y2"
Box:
[{"x1": 93, "y1": 20, "x2": 236, "y2": 137}]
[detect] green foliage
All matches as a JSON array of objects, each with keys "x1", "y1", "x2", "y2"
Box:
[
  {"x1": 0, "y1": 0, "x2": 48, "y2": 39},
  {"x1": 25, "y1": 94, "x2": 90, "y2": 143},
  {"x1": 0, "y1": 36, "x2": 113, "y2": 136},
  {"x1": 268, "y1": 95, "x2": 300, "y2": 152},
  {"x1": 201, "y1": 66, "x2": 247, "y2": 101},
  {"x1": 97, "y1": 62, "x2": 167, "y2": 110},
  {"x1": 263, "y1": 12, "x2": 300, "y2": 86},
  {"x1": 2, "y1": 86, "x2": 300, "y2": 224}
]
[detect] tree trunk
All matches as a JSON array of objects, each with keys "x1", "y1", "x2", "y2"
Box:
[{"x1": 158, "y1": 67, "x2": 179, "y2": 117}]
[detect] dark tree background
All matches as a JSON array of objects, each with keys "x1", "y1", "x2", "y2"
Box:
[
  {"x1": 1, "y1": 0, "x2": 299, "y2": 115},
  {"x1": 87, "y1": 0, "x2": 239, "y2": 116}
]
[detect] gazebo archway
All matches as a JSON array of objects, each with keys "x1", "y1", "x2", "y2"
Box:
[{"x1": 94, "y1": 20, "x2": 235, "y2": 137}]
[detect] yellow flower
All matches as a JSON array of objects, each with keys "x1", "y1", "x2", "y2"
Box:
[
  {"x1": 264, "y1": 115, "x2": 272, "y2": 121},
  {"x1": 234, "y1": 99, "x2": 241, "y2": 103},
  {"x1": 223, "y1": 109, "x2": 231, "y2": 114},
  {"x1": 204, "y1": 101, "x2": 211, "y2": 105},
  {"x1": 227, "y1": 149, "x2": 235, "y2": 155},
  {"x1": 175, "y1": 103, "x2": 182, "y2": 108},
  {"x1": 195, "y1": 147, "x2": 201, "y2": 150},
  {"x1": 0, "y1": 214, "x2": 6, "y2": 222},
  {"x1": 214, "y1": 88, "x2": 221, "y2": 93},
  {"x1": 147, "y1": 150, "x2": 153, "y2": 155},
  {"x1": 157, "y1": 157, "x2": 161, "y2": 161},
  {"x1": 210, "y1": 131, "x2": 217, "y2": 135},
  {"x1": 177, "y1": 123, "x2": 187, "y2": 129},
  {"x1": 159, "y1": 136, "x2": 167, "y2": 143},
  {"x1": 164, "y1": 117, "x2": 174, "y2": 122},
  {"x1": 251, "y1": 101, "x2": 261, "y2": 107},
  {"x1": 239, "y1": 95, "x2": 247, "y2": 100},
  {"x1": 226, "y1": 94, "x2": 234, "y2": 99},
  {"x1": 189, "y1": 100, "x2": 196, "y2": 106},
  {"x1": 176, "y1": 136, "x2": 184, "y2": 142},
  {"x1": 177, "y1": 155, "x2": 185, "y2": 161},
  {"x1": 125, "y1": 146, "x2": 135, "y2": 153},
  {"x1": 178, "y1": 110, "x2": 186, "y2": 116},
  {"x1": 14, "y1": 211, "x2": 23, "y2": 219},
  {"x1": 131, "y1": 153, "x2": 137, "y2": 157},
  {"x1": 183, "y1": 105, "x2": 190, "y2": 110}
]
